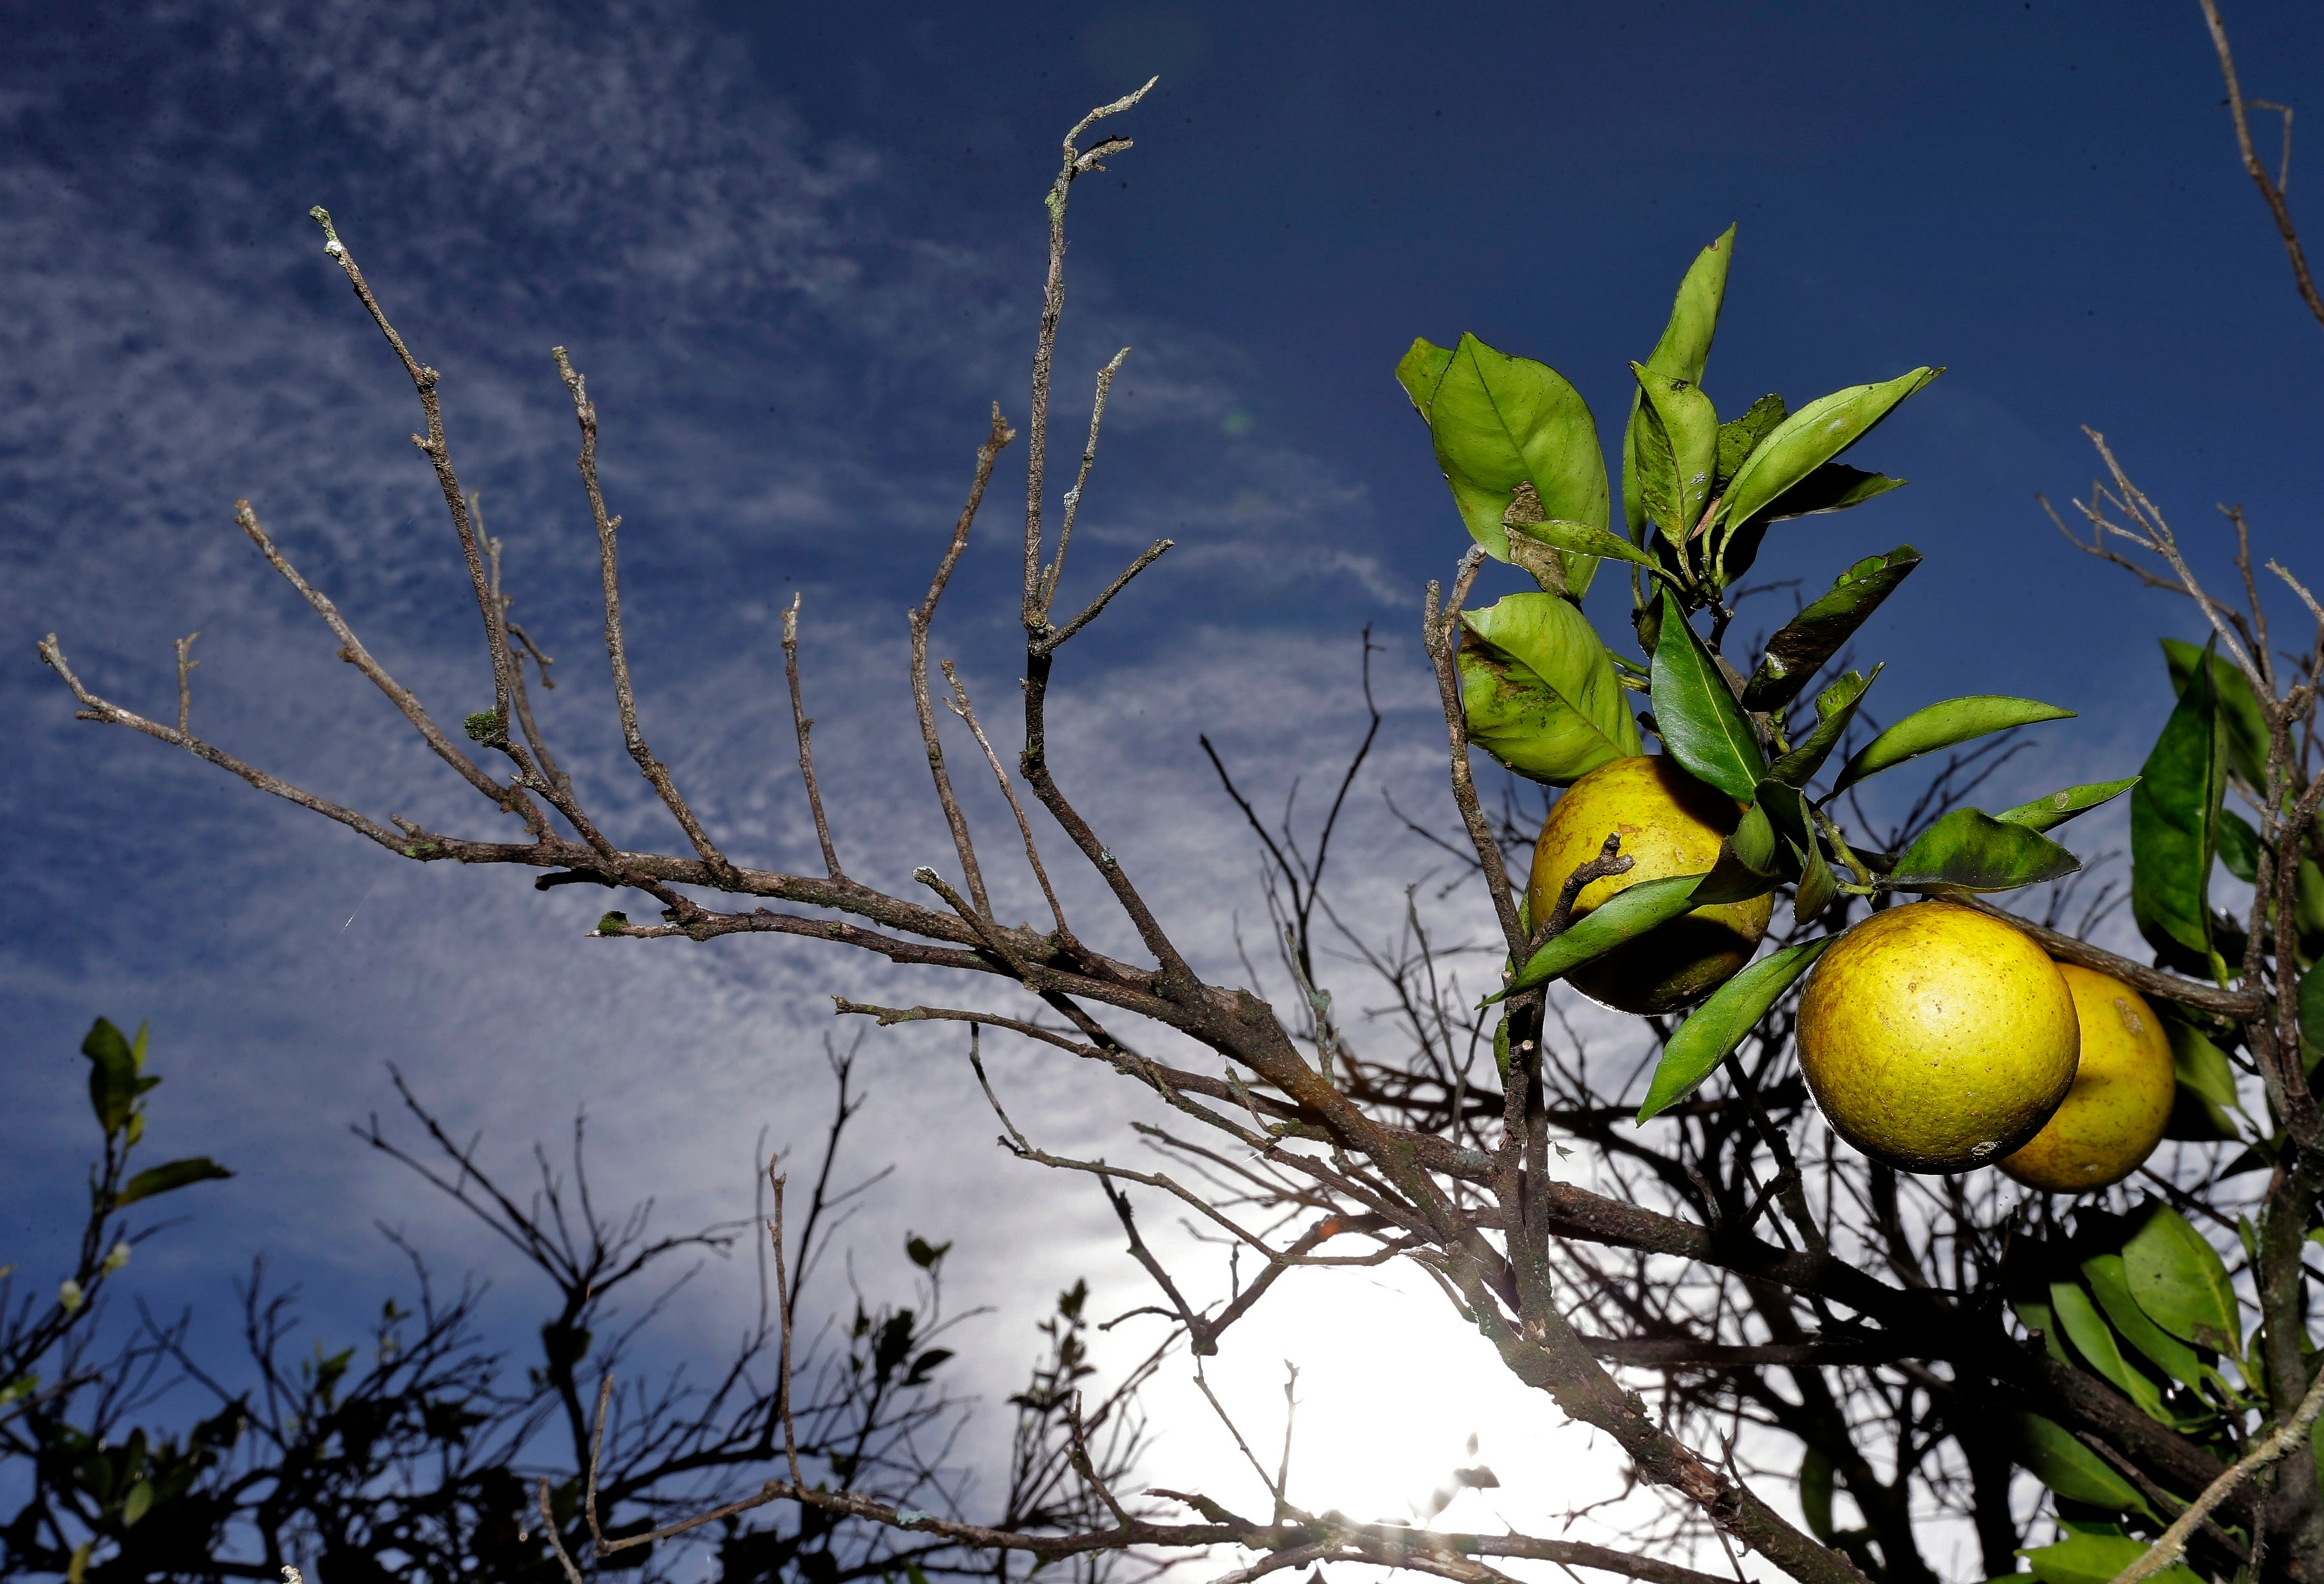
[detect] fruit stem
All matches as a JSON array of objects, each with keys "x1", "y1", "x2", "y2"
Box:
[{"x1": 1811, "y1": 804, "x2": 1876, "y2": 890}]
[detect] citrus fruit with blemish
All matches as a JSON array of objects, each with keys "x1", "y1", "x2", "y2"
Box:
[
  {"x1": 1998, "y1": 964, "x2": 2176, "y2": 1193},
  {"x1": 1524, "y1": 754, "x2": 1774, "y2": 1016},
  {"x1": 1796, "y1": 901, "x2": 2078, "y2": 1173}
]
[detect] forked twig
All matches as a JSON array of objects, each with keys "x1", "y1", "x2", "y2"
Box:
[{"x1": 553, "y1": 345, "x2": 733, "y2": 879}]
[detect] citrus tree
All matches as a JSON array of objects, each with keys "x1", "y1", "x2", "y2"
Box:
[{"x1": 34, "y1": 12, "x2": 2324, "y2": 1584}]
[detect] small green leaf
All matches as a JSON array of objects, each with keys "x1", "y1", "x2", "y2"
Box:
[
  {"x1": 1883, "y1": 809, "x2": 2082, "y2": 895},
  {"x1": 1506, "y1": 517, "x2": 1660, "y2": 572},
  {"x1": 2082, "y1": 1252, "x2": 2226, "y2": 1398},
  {"x1": 1730, "y1": 794, "x2": 1780, "y2": 874},
  {"x1": 1649, "y1": 589, "x2": 1766, "y2": 800},
  {"x1": 1427, "y1": 333, "x2": 1610, "y2": 591},
  {"x1": 2302, "y1": 966, "x2": 2324, "y2": 1058},
  {"x1": 1394, "y1": 337, "x2": 1455, "y2": 417},
  {"x1": 1631, "y1": 364, "x2": 1719, "y2": 546},
  {"x1": 2161, "y1": 1014, "x2": 2242, "y2": 1142},
  {"x1": 1497, "y1": 874, "x2": 1710, "y2": 1000},
  {"x1": 905, "y1": 1234, "x2": 953, "y2": 1270},
  {"x1": 2132, "y1": 645, "x2": 2227, "y2": 973},
  {"x1": 1740, "y1": 547, "x2": 1921, "y2": 712},
  {"x1": 2049, "y1": 1277, "x2": 2169, "y2": 1420},
  {"x1": 81, "y1": 1018, "x2": 142, "y2": 1140},
  {"x1": 2004, "y1": 1412, "x2": 2155, "y2": 1518},
  {"x1": 2162, "y1": 637, "x2": 2270, "y2": 795},
  {"x1": 1832, "y1": 696, "x2": 2075, "y2": 793},
  {"x1": 1766, "y1": 667, "x2": 1880, "y2": 788},
  {"x1": 1622, "y1": 226, "x2": 1735, "y2": 541},
  {"x1": 1755, "y1": 463, "x2": 1907, "y2": 523},
  {"x1": 121, "y1": 1478, "x2": 154, "y2": 1528},
  {"x1": 2122, "y1": 1201, "x2": 2240, "y2": 1354},
  {"x1": 114, "y1": 1157, "x2": 234, "y2": 1208},
  {"x1": 1799, "y1": 1445, "x2": 1836, "y2": 1543},
  {"x1": 1714, "y1": 393, "x2": 1789, "y2": 496},
  {"x1": 1459, "y1": 594, "x2": 1643, "y2": 785},
  {"x1": 1792, "y1": 836, "x2": 1838, "y2": 921},
  {"x1": 1719, "y1": 367, "x2": 1939, "y2": 533},
  {"x1": 1994, "y1": 778, "x2": 2140, "y2": 834},
  {"x1": 1638, "y1": 936, "x2": 1836, "y2": 1121},
  {"x1": 2020, "y1": 1532, "x2": 2195, "y2": 1584}
]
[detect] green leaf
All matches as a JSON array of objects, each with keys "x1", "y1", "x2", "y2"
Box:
[
  {"x1": 1649, "y1": 589, "x2": 1766, "y2": 800},
  {"x1": 2082, "y1": 1252, "x2": 2226, "y2": 1398},
  {"x1": 1395, "y1": 337, "x2": 1455, "y2": 417},
  {"x1": 1506, "y1": 517, "x2": 1660, "y2": 572},
  {"x1": 2302, "y1": 966, "x2": 2324, "y2": 1058},
  {"x1": 1623, "y1": 226, "x2": 1735, "y2": 542},
  {"x1": 1799, "y1": 1446, "x2": 1836, "y2": 1543},
  {"x1": 2132, "y1": 644, "x2": 2227, "y2": 973},
  {"x1": 2122, "y1": 1201, "x2": 2239, "y2": 1354},
  {"x1": 1459, "y1": 594, "x2": 1643, "y2": 786},
  {"x1": 1427, "y1": 333, "x2": 1610, "y2": 591},
  {"x1": 1792, "y1": 835, "x2": 1838, "y2": 922},
  {"x1": 2049, "y1": 1277, "x2": 2170, "y2": 1420},
  {"x1": 1832, "y1": 696, "x2": 2076, "y2": 794},
  {"x1": 2218, "y1": 809, "x2": 2261, "y2": 884},
  {"x1": 2161, "y1": 1014, "x2": 2242, "y2": 1142},
  {"x1": 2004, "y1": 1412, "x2": 2156, "y2": 1518},
  {"x1": 1757, "y1": 463, "x2": 1908, "y2": 524},
  {"x1": 113, "y1": 1157, "x2": 234, "y2": 1209},
  {"x1": 1714, "y1": 393, "x2": 1789, "y2": 496},
  {"x1": 121, "y1": 1478, "x2": 153, "y2": 1528},
  {"x1": 1883, "y1": 809, "x2": 2082, "y2": 895},
  {"x1": 1995, "y1": 778, "x2": 2141, "y2": 834},
  {"x1": 2162, "y1": 637, "x2": 2270, "y2": 795},
  {"x1": 2020, "y1": 1533, "x2": 2195, "y2": 1584},
  {"x1": 1766, "y1": 667, "x2": 1880, "y2": 788},
  {"x1": 1638, "y1": 936, "x2": 1836, "y2": 1121},
  {"x1": 1497, "y1": 874, "x2": 1710, "y2": 999},
  {"x1": 1631, "y1": 364, "x2": 1719, "y2": 547},
  {"x1": 1719, "y1": 366, "x2": 1941, "y2": 533},
  {"x1": 1741, "y1": 547, "x2": 1922, "y2": 712},
  {"x1": 81, "y1": 1017, "x2": 143, "y2": 1140}
]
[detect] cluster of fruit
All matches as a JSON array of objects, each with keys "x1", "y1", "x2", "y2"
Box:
[
  {"x1": 1531, "y1": 754, "x2": 2172, "y2": 1189},
  {"x1": 1402, "y1": 225, "x2": 2180, "y2": 1193}
]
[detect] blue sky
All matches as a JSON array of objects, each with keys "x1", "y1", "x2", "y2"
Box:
[{"x1": 4, "y1": 0, "x2": 2321, "y2": 1551}]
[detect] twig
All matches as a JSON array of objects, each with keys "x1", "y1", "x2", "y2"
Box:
[
  {"x1": 1424, "y1": 549, "x2": 1524, "y2": 953},
  {"x1": 2104, "y1": 1361, "x2": 2324, "y2": 1584},
  {"x1": 173, "y1": 631, "x2": 199, "y2": 741},
  {"x1": 308, "y1": 207, "x2": 523, "y2": 738},
  {"x1": 2197, "y1": 0, "x2": 2324, "y2": 332},
  {"x1": 538, "y1": 1475, "x2": 586, "y2": 1584},
  {"x1": 785, "y1": 593, "x2": 844, "y2": 878},
  {"x1": 1038, "y1": 349, "x2": 1132, "y2": 618},
  {"x1": 768, "y1": 1161, "x2": 804, "y2": 1487},
  {"x1": 552, "y1": 346, "x2": 733, "y2": 877},
  {"x1": 913, "y1": 404, "x2": 1018, "y2": 919},
  {"x1": 944, "y1": 660, "x2": 1070, "y2": 939},
  {"x1": 1036, "y1": 538, "x2": 1175, "y2": 655}
]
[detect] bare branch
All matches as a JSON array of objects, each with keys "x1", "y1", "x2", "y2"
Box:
[
  {"x1": 552, "y1": 345, "x2": 734, "y2": 877},
  {"x1": 914, "y1": 402, "x2": 1019, "y2": 919},
  {"x1": 785, "y1": 592, "x2": 844, "y2": 879},
  {"x1": 2197, "y1": 0, "x2": 2324, "y2": 332}
]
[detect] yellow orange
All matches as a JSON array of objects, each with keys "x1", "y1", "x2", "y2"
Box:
[
  {"x1": 1999, "y1": 964, "x2": 2176, "y2": 1193},
  {"x1": 1525, "y1": 754, "x2": 1773, "y2": 1015},
  {"x1": 1796, "y1": 902, "x2": 2078, "y2": 1173}
]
